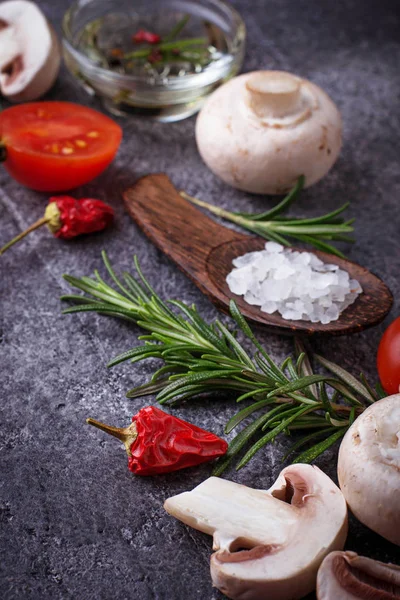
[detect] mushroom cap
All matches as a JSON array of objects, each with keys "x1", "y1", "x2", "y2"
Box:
[
  {"x1": 0, "y1": 0, "x2": 60, "y2": 101},
  {"x1": 165, "y1": 464, "x2": 348, "y2": 600},
  {"x1": 195, "y1": 70, "x2": 342, "y2": 194},
  {"x1": 316, "y1": 551, "x2": 400, "y2": 599},
  {"x1": 337, "y1": 394, "x2": 400, "y2": 546}
]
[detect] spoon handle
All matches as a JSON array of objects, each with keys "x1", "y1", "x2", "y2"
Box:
[{"x1": 123, "y1": 173, "x2": 245, "y2": 288}]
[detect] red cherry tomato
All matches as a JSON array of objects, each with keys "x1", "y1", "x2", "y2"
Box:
[
  {"x1": 377, "y1": 316, "x2": 400, "y2": 395},
  {"x1": 0, "y1": 102, "x2": 122, "y2": 192}
]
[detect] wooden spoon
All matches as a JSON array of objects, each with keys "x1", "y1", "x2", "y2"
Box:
[{"x1": 123, "y1": 174, "x2": 393, "y2": 336}]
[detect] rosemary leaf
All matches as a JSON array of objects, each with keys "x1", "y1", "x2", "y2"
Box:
[
  {"x1": 151, "y1": 365, "x2": 186, "y2": 382},
  {"x1": 225, "y1": 399, "x2": 277, "y2": 433},
  {"x1": 124, "y1": 38, "x2": 208, "y2": 60},
  {"x1": 235, "y1": 388, "x2": 272, "y2": 403},
  {"x1": 359, "y1": 373, "x2": 379, "y2": 402},
  {"x1": 126, "y1": 380, "x2": 171, "y2": 398},
  {"x1": 292, "y1": 428, "x2": 346, "y2": 464},
  {"x1": 237, "y1": 405, "x2": 320, "y2": 469},
  {"x1": 276, "y1": 202, "x2": 350, "y2": 226},
  {"x1": 212, "y1": 413, "x2": 271, "y2": 476},
  {"x1": 215, "y1": 320, "x2": 254, "y2": 369},
  {"x1": 267, "y1": 375, "x2": 328, "y2": 398},
  {"x1": 293, "y1": 235, "x2": 346, "y2": 258},
  {"x1": 283, "y1": 427, "x2": 335, "y2": 461},
  {"x1": 375, "y1": 382, "x2": 387, "y2": 399},
  {"x1": 229, "y1": 300, "x2": 286, "y2": 382},
  {"x1": 108, "y1": 345, "x2": 163, "y2": 367},
  {"x1": 163, "y1": 15, "x2": 190, "y2": 42},
  {"x1": 261, "y1": 405, "x2": 300, "y2": 431},
  {"x1": 325, "y1": 379, "x2": 363, "y2": 406},
  {"x1": 294, "y1": 338, "x2": 318, "y2": 399},
  {"x1": 233, "y1": 176, "x2": 305, "y2": 221},
  {"x1": 315, "y1": 355, "x2": 375, "y2": 404},
  {"x1": 156, "y1": 369, "x2": 245, "y2": 402}
]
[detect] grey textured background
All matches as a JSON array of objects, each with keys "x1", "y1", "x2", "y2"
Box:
[{"x1": 1, "y1": 0, "x2": 400, "y2": 598}]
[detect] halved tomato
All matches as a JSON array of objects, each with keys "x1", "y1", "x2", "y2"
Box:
[{"x1": 0, "y1": 102, "x2": 122, "y2": 192}]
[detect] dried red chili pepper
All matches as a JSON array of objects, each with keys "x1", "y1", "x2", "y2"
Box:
[
  {"x1": 132, "y1": 29, "x2": 161, "y2": 44},
  {"x1": 87, "y1": 406, "x2": 228, "y2": 476},
  {"x1": 0, "y1": 196, "x2": 114, "y2": 255}
]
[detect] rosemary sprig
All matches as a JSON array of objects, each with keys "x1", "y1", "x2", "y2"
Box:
[
  {"x1": 124, "y1": 38, "x2": 208, "y2": 61},
  {"x1": 180, "y1": 177, "x2": 355, "y2": 258},
  {"x1": 123, "y1": 16, "x2": 211, "y2": 68},
  {"x1": 62, "y1": 253, "x2": 374, "y2": 473},
  {"x1": 83, "y1": 14, "x2": 213, "y2": 73}
]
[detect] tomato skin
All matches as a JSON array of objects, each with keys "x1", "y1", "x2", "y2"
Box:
[
  {"x1": 4, "y1": 145, "x2": 118, "y2": 192},
  {"x1": 0, "y1": 102, "x2": 122, "y2": 192},
  {"x1": 377, "y1": 316, "x2": 400, "y2": 395}
]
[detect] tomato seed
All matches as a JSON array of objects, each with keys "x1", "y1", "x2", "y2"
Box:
[
  {"x1": 61, "y1": 147, "x2": 74, "y2": 155},
  {"x1": 87, "y1": 131, "x2": 99, "y2": 138},
  {"x1": 75, "y1": 139, "x2": 87, "y2": 148}
]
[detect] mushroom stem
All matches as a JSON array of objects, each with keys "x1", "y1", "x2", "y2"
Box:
[
  {"x1": 165, "y1": 475, "x2": 296, "y2": 548},
  {"x1": 245, "y1": 71, "x2": 302, "y2": 119}
]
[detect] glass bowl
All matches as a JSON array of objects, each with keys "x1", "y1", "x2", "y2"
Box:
[{"x1": 62, "y1": 0, "x2": 246, "y2": 122}]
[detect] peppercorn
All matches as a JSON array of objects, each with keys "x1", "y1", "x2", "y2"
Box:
[
  {"x1": 87, "y1": 406, "x2": 228, "y2": 476},
  {"x1": 0, "y1": 196, "x2": 114, "y2": 255}
]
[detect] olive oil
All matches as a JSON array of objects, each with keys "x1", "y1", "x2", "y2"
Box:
[{"x1": 77, "y1": 12, "x2": 228, "y2": 80}]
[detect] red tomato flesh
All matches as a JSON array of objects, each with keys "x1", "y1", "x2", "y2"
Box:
[
  {"x1": 0, "y1": 102, "x2": 122, "y2": 192},
  {"x1": 377, "y1": 316, "x2": 400, "y2": 395}
]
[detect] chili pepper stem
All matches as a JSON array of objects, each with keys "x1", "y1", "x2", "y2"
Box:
[
  {"x1": 0, "y1": 216, "x2": 49, "y2": 256},
  {"x1": 86, "y1": 418, "x2": 137, "y2": 456}
]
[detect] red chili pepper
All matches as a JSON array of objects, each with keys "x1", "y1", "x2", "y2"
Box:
[
  {"x1": 0, "y1": 196, "x2": 114, "y2": 255},
  {"x1": 87, "y1": 406, "x2": 228, "y2": 476},
  {"x1": 132, "y1": 29, "x2": 161, "y2": 44}
]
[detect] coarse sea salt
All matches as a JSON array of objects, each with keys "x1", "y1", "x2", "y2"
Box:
[{"x1": 226, "y1": 242, "x2": 363, "y2": 324}]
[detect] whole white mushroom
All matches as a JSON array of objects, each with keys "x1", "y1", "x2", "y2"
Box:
[
  {"x1": 196, "y1": 70, "x2": 342, "y2": 194},
  {"x1": 338, "y1": 394, "x2": 400, "y2": 546}
]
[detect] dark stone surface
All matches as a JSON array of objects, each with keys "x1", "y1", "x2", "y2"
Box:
[{"x1": 1, "y1": 0, "x2": 399, "y2": 598}]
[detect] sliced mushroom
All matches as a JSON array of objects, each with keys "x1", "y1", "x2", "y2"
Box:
[
  {"x1": 317, "y1": 551, "x2": 400, "y2": 599},
  {"x1": 195, "y1": 70, "x2": 342, "y2": 194},
  {"x1": 164, "y1": 464, "x2": 348, "y2": 600},
  {"x1": 0, "y1": 0, "x2": 60, "y2": 102}
]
